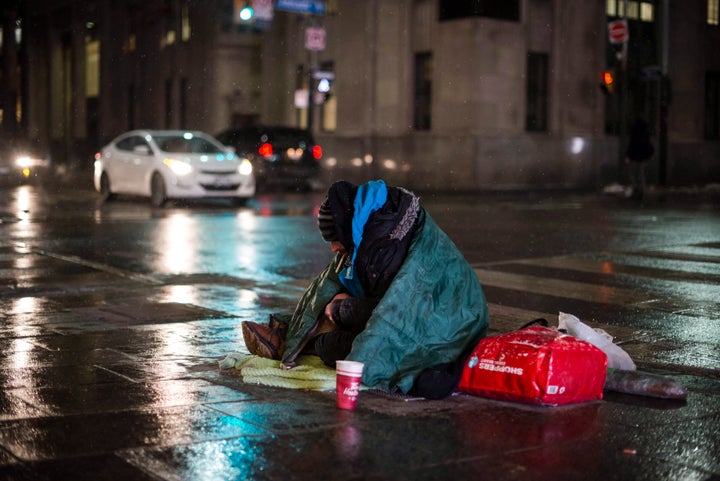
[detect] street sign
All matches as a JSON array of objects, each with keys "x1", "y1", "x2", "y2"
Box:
[
  {"x1": 254, "y1": 0, "x2": 274, "y2": 21},
  {"x1": 276, "y1": 0, "x2": 326, "y2": 15},
  {"x1": 608, "y1": 19, "x2": 629, "y2": 44},
  {"x1": 640, "y1": 65, "x2": 662, "y2": 79},
  {"x1": 305, "y1": 27, "x2": 326, "y2": 51},
  {"x1": 312, "y1": 70, "x2": 335, "y2": 80}
]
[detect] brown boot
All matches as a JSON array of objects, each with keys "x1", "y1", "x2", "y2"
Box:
[
  {"x1": 241, "y1": 321, "x2": 286, "y2": 360},
  {"x1": 268, "y1": 314, "x2": 289, "y2": 336}
]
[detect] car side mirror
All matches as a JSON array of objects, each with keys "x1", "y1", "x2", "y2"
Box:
[{"x1": 133, "y1": 145, "x2": 150, "y2": 155}]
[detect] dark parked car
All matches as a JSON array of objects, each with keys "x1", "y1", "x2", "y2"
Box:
[{"x1": 216, "y1": 126, "x2": 322, "y2": 191}]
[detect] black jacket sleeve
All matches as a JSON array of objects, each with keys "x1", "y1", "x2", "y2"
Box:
[{"x1": 331, "y1": 297, "x2": 379, "y2": 333}]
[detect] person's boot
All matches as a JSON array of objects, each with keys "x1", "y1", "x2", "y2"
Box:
[
  {"x1": 242, "y1": 321, "x2": 286, "y2": 360},
  {"x1": 268, "y1": 314, "x2": 289, "y2": 334}
]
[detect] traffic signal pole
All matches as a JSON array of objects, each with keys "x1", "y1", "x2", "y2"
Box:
[
  {"x1": 658, "y1": 0, "x2": 669, "y2": 188},
  {"x1": 618, "y1": 0, "x2": 629, "y2": 183},
  {"x1": 307, "y1": 49, "x2": 317, "y2": 133}
]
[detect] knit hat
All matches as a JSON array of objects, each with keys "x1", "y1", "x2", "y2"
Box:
[
  {"x1": 317, "y1": 197, "x2": 337, "y2": 241},
  {"x1": 325, "y1": 181, "x2": 358, "y2": 251}
]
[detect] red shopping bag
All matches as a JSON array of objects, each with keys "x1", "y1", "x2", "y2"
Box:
[{"x1": 458, "y1": 327, "x2": 608, "y2": 406}]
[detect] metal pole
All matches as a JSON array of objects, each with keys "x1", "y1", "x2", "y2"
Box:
[
  {"x1": 618, "y1": 0, "x2": 629, "y2": 182},
  {"x1": 307, "y1": 66, "x2": 315, "y2": 132},
  {"x1": 658, "y1": 0, "x2": 669, "y2": 188},
  {"x1": 307, "y1": 31, "x2": 318, "y2": 133}
]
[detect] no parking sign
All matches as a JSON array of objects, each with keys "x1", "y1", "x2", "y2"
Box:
[
  {"x1": 305, "y1": 27, "x2": 326, "y2": 51},
  {"x1": 608, "y1": 19, "x2": 629, "y2": 44}
]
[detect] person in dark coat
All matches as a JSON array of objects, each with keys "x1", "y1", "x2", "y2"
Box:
[
  {"x1": 625, "y1": 119, "x2": 654, "y2": 200},
  {"x1": 242, "y1": 179, "x2": 489, "y2": 398},
  {"x1": 242, "y1": 179, "x2": 419, "y2": 365},
  {"x1": 311, "y1": 180, "x2": 419, "y2": 365}
]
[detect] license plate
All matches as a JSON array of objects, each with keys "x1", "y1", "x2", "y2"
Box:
[{"x1": 212, "y1": 177, "x2": 231, "y2": 187}]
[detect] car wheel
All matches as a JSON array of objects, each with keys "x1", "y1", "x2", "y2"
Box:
[
  {"x1": 99, "y1": 172, "x2": 115, "y2": 201},
  {"x1": 150, "y1": 173, "x2": 167, "y2": 207}
]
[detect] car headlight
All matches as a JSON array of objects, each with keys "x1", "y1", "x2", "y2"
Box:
[
  {"x1": 15, "y1": 156, "x2": 33, "y2": 168},
  {"x1": 163, "y1": 158, "x2": 192, "y2": 176},
  {"x1": 238, "y1": 158, "x2": 253, "y2": 176}
]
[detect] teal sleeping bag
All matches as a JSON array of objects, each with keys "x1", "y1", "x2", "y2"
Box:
[{"x1": 281, "y1": 209, "x2": 489, "y2": 393}]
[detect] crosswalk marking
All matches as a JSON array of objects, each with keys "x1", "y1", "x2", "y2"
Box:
[
  {"x1": 508, "y1": 254, "x2": 720, "y2": 283},
  {"x1": 470, "y1": 244, "x2": 720, "y2": 375},
  {"x1": 473, "y1": 268, "x2": 662, "y2": 307}
]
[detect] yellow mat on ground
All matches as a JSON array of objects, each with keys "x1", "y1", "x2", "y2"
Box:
[{"x1": 219, "y1": 353, "x2": 337, "y2": 391}]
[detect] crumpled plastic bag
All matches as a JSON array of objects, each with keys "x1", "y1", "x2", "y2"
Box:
[
  {"x1": 604, "y1": 368, "x2": 687, "y2": 399},
  {"x1": 558, "y1": 312, "x2": 636, "y2": 370}
]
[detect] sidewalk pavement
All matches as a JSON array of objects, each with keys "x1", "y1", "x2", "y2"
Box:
[
  {"x1": 1, "y1": 269, "x2": 718, "y2": 480},
  {"x1": 0, "y1": 187, "x2": 718, "y2": 481}
]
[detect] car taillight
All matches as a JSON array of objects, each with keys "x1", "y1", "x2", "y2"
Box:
[
  {"x1": 258, "y1": 143, "x2": 273, "y2": 157},
  {"x1": 312, "y1": 145, "x2": 323, "y2": 160}
]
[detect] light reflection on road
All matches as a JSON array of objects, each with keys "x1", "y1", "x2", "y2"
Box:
[{"x1": 156, "y1": 212, "x2": 201, "y2": 274}]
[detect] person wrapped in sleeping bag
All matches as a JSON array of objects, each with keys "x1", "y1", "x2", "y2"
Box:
[{"x1": 242, "y1": 179, "x2": 489, "y2": 399}]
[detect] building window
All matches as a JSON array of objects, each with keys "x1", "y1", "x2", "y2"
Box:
[
  {"x1": 161, "y1": 0, "x2": 176, "y2": 47},
  {"x1": 413, "y1": 52, "x2": 432, "y2": 131},
  {"x1": 526, "y1": 52, "x2": 548, "y2": 132},
  {"x1": 162, "y1": 30, "x2": 176, "y2": 48},
  {"x1": 126, "y1": 33, "x2": 136, "y2": 53},
  {"x1": 705, "y1": 71, "x2": 720, "y2": 139},
  {"x1": 85, "y1": 38, "x2": 100, "y2": 98},
  {"x1": 709, "y1": 0, "x2": 720, "y2": 25},
  {"x1": 182, "y1": 3, "x2": 191, "y2": 41},
  {"x1": 606, "y1": 0, "x2": 654, "y2": 22},
  {"x1": 439, "y1": 0, "x2": 520, "y2": 22}
]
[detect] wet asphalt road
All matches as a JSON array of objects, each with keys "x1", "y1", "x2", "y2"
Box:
[{"x1": 0, "y1": 178, "x2": 719, "y2": 480}]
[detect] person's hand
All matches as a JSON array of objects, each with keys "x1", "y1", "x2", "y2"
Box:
[{"x1": 324, "y1": 293, "x2": 350, "y2": 321}]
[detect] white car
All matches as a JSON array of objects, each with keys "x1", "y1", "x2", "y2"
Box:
[{"x1": 93, "y1": 130, "x2": 255, "y2": 207}]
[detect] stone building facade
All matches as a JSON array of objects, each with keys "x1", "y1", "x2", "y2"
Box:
[{"x1": 10, "y1": 0, "x2": 720, "y2": 190}]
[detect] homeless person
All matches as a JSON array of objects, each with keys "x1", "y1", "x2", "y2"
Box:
[{"x1": 242, "y1": 179, "x2": 489, "y2": 399}]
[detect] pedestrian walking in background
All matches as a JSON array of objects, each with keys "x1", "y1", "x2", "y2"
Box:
[
  {"x1": 625, "y1": 118, "x2": 655, "y2": 201},
  {"x1": 242, "y1": 179, "x2": 489, "y2": 399}
]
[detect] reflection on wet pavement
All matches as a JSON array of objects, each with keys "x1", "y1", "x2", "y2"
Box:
[{"x1": 0, "y1": 185, "x2": 718, "y2": 480}]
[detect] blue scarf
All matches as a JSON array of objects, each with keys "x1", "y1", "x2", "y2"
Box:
[{"x1": 339, "y1": 180, "x2": 388, "y2": 297}]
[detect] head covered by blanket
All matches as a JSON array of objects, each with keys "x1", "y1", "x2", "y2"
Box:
[
  {"x1": 318, "y1": 179, "x2": 420, "y2": 298},
  {"x1": 283, "y1": 179, "x2": 489, "y2": 393}
]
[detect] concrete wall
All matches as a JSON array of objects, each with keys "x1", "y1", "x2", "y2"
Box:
[
  {"x1": 20, "y1": 0, "x2": 720, "y2": 188},
  {"x1": 310, "y1": 0, "x2": 617, "y2": 191}
]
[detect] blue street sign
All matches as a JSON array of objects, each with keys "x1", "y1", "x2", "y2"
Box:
[{"x1": 276, "y1": 0, "x2": 326, "y2": 15}]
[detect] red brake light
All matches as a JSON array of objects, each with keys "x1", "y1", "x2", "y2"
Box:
[
  {"x1": 312, "y1": 145, "x2": 323, "y2": 160},
  {"x1": 258, "y1": 142, "x2": 273, "y2": 157}
]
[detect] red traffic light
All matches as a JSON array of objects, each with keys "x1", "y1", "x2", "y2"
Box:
[
  {"x1": 599, "y1": 70, "x2": 615, "y2": 94},
  {"x1": 602, "y1": 71, "x2": 614, "y2": 86}
]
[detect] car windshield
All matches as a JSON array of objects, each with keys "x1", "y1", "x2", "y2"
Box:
[
  {"x1": 261, "y1": 129, "x2": 313, "y2": 146},
  {"x1": 153, "y1": 134, "x2": 224, "y2": 154}
]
